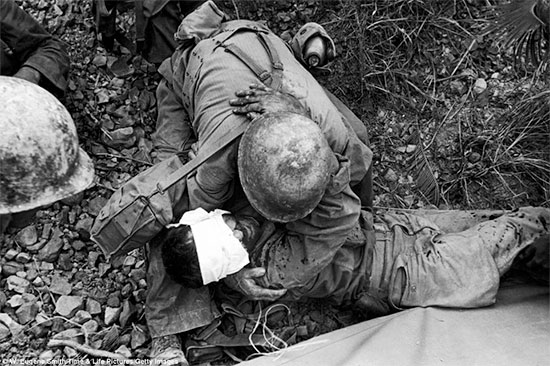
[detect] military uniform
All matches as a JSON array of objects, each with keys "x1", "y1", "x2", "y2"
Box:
[
  {"x1": 94, "y1": 0, "x2": 204, "y2": 64},
  {"x1": 146, "y1": 7, "x2": 373, "y2": 337},
  {"x1": 0, "y1": 0, "x2": 69, "y2": 95},
  {"x1": 253, "y1": 207, "x2": 549, "y2": 315}
]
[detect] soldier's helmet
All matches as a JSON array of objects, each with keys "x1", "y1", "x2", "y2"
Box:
[
  {"x1": 238, "y1": 112, "x2": 334, "y2": 222},
  {"x1": 0, "y1": 76, "x2": 95, "y2": 214}
]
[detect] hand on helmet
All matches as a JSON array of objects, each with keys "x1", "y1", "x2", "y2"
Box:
[
  {"x1": 229, "y1": 83, "x2": 309, "y2": 120},
  {"x1": 223, "y1": 267, "x2": 287, "y2": 301}
]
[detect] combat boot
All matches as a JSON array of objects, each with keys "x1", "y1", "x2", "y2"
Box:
[{"x1": 150, "y1": 334, "x2": 188, "y2": 366}]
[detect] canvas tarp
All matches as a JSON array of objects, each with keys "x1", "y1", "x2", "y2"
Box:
[{"x1": 241, "y1": 281, "x2": 549, "y2": 366}]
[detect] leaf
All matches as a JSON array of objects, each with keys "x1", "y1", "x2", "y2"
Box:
[
  {"x1": 407, "y1": 129, "x2": 440, "y2": 206},
  {"x1": 485, "y1": 0, "x2": 549, "y2": 67}
]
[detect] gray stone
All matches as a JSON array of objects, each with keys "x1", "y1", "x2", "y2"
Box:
[
  {"x1": 106, "y1": 294, "x2": 120, "y2": 308},
  {"x1": 32, "y1": 277, "x2": 44, "y2": 287},
  {"x1": 0, "y1": 323, "x2": 9, "y2": 342},
  {"x1": 15, "y1": 225, "x2": 38, "y2": 247},
  {"x1": 16, "y1": 302, "x2": 39, "y2": 324},
  {"x1": 49, "y1": 275, "x2": 72, "y2": 296},
  {"x1": 82, "y1": 319, "x2": 99, "y2": 334},
  {"x1": 104, "y1": 306, "x2": 121, "y2": 326},
  {"x1": 129, "y1": 268, "x2": 146, "y2": 283},
  {"x1": 384, "y1": 168, "x2": 398, "y2": 182},
  {"x1": 123, "y1": 255, "x2": 136, "y2": 267},
  {"x1": 88, "y1": 251, "x2": 101, "y2": 268},
  {"x1": 72, "y1": 310, "x2": 92, "y2": 324},
  {"x1": 473, "y1": 78, "x2": 487, "y2": 94},
  {"x1": 7, "y1": 276, "x2": 31, "y2": 294},
  {"x1": 72, "y1": 240, "x2": 86, "y2": 251},
  {"x1": 2, "y1": 261, "x2": 24, "y2": 276},
  {"x1": 57, "y1": 252, "x2": 73, "y2": 271},
  {"x1": 38, "y1": 350, "x2": 57, "y2": 361},
  {"x1": 25, "y1": 268, "x2": 38, "y2": 282},
  {"x1": 75, "y1": 217, "x2": 94, "y2": 238},
  {"x1": 89, "y1": 287, "x2": 108, "y2": 304},
  {"x1": 7, "y1": 295, "x2": 24, "y2": 308},
  {"x1": 37, "y1": 228, "x2": 64, "y2": 262},
  {"x1": 15, "y1": 252, "x2": 31, "y2": 264},
  {"x1": 29, "y1": 321, "x2": 50, "y2": 338},
  {"x1": 115, "y1": 345, "x2": 132, "y2": 358},
  {"x1": 86, "y1": 299, "x2": 102, "y2": 315},
  {"x1": 98, "y1": 262, "x2": 111, "y2": 277},
  {"x1": 63, "y1": 346, "x2": 79, "y2": 358},
  {"x1": 69, "y1": 211, "x2": 77, "y2": 225},
  {"x1": 0, "y1": 291, "x2": 6, "y2": 309},
  {"x1": 130, "y1": 325, "x2": 149, "y2": 349},
  {"x1": 39, "y1": 261, "x2": 55, "y2": 271},
  {"x1": 121, "y1": 283, "x2": 133, "y2": 298},
  {"x1": 4, "y1": 249, "x2": 18, "y2": 261},
  {"x1": 41, "y1": 223, "x2": 53, "y2": 240},
  {"x1": 88, "y1": 196, "x2": 109, "y2": 217},
  {"x1": 0, "y1": 313, "x2": 24, "y2": 336},
  {"x1": 55, "y1": 296, "x2": 84, "y2": 318},
  {"x1": 25, "y1": 238, "x2": 47, "y2": 252},
  {"x1": 92, "y1": 54, "x2": 107, "y2": 67}
]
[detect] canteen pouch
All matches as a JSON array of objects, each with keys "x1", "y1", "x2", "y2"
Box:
[{"x1": 90, "y1": 155, "x2": 188, "y2": 260}]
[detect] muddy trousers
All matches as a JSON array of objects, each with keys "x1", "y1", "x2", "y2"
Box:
[{"x1": 362, "y1": 207, "x2": 550, "y2": 314}]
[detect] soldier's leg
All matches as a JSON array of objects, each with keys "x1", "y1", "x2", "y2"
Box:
[
  {"x1": 386, "y1": 207, "x2": 549, "y2": 309},
  {"x1": 378, "y1": 208, "x2": 509, "y2": 233}
]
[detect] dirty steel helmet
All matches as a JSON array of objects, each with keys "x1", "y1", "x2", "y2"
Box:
[
  {"x1": 238, "y1": 112, "x2": 334, "y2": 222},
  {"x1": 0, "y1": 76, "x2": 95, "y2": 214}
]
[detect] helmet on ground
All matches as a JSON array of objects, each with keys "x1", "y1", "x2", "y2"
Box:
[
  {"x1": 0, "y1": 76, "x2": 94, "y2": 214},
  {"x1": 238, "y1": 112, "x2": 334, "y2": 222}
]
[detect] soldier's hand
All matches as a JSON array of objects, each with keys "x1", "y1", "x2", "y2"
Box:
[
  {"x1": 223, "y1": 267, "x2": 287, "y2": 301},
  {"x1": 187, "y1": 142, "x2": 199, "y2": 160},
  {"x1": 229, "y1": 83, "x2": 308, "y2": 120}
]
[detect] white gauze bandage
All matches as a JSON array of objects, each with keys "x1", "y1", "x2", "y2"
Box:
[{"x1": 167, "y1": 208, "x2": 250, "y2": 285}]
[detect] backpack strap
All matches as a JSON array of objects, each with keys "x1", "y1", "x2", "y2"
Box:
[
  {"x1": 152, "y1": 121, "x2": 249, "y2": 196},
  {"x1": 256, "y1": 32, "x2": 284, "y2": 90},
  {"x1": 217, "y1": 31, "x2": 284, "y2": 90}
]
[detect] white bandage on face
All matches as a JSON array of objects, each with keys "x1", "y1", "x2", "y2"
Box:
[{"x1": 167, "y1": 208, "x2": 250, "y2": 285}]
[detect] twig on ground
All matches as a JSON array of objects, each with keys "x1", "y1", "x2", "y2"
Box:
[
  {"x1": 47, "y1": 339, "x2": 129, "y2": 361},
  {"x1": 450, "y1": 39, "x2": 478, "y2": 77}
]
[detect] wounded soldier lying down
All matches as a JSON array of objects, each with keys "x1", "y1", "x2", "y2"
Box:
[{"x1": 158, "y1": 205, "x2": 549, "y2": 318}]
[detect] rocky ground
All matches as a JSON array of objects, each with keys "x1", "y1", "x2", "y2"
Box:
[{"x1": 0, "y1": 0, "x2": 548, "y2": 363}]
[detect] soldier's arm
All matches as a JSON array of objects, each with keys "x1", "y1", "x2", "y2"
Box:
[{"x1": 1, "y1": 0, "x2": 69, "y2": 95}]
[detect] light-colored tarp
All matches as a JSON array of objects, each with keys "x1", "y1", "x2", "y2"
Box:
[{"x1": 241, "y1": 281, "x2": 549, "y2": 366}]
